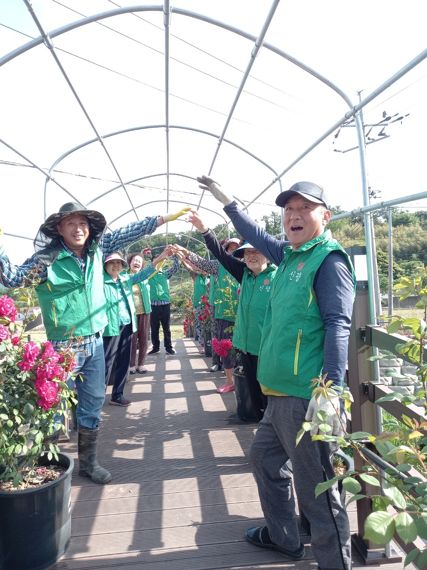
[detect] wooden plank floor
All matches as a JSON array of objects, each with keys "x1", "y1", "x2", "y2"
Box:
[{"x1": 52, "y1": 338, "x2": 404, "y2": 570}]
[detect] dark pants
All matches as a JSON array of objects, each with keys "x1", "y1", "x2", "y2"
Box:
[
  {"x1": 250, "y1": 397, "x2": 351, "y2": 569},
  {"x1": 130, "y1": 313, "x2": 150, "y2": 367},
  {"x1": 103, "y1": 324, "x2": 133, "y2": 400},
  {"x1": 150, "y1": 304, "x2": 172, "y2": 351},
  {"x1": 240, "y1": 352, "x2": 267, "y2": 420}
]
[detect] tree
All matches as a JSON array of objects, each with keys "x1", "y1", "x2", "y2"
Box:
[{"x1": 259, "y1": 211, "x2": 282, "y2": 236}]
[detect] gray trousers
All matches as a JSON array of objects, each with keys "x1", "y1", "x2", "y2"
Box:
[{"x1": 250, "y1": 395, "x2": 351, "y2": 570}]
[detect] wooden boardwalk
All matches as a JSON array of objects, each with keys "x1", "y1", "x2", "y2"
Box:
[{"x1": 53, "y1": 338, "x2": 404, "y2": 570}]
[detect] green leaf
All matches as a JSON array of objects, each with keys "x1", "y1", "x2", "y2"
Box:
[
  {"x1": 414, "y1": 514, "x2": 427, "y2": 539},
  {"x1": 315, "y1": 477, "x2": 339, "y2": 498},
  {"x1": 372, "y1": 496, "x2": 392, "y2": 511},
  {"x1": 415, "y1": 549, "x2": 427, "y2": 569},
  {"x1": 342, "y1": 477, "x2": 362, "y2": 494},
  {"x1": 345, "y1": 493, "x2": 366, "y2": 505},
  {"x1": 395, "y1": 512, "x2": 417, "y2": 544},
  {"x1": 364, "y1": 511, "x2": 395, "y2": 545},
  {"x1": 404, "y1": 547, "x2": 420, "y2": 566},
  {"x1": 387, "y1": 319, "x2": 404, "y2": 333},
  {"x1": 348, "y1": 431, "x2": 373, "y2": 441},
  {"x1": 383, "y1": 485, "x2": 407, "y2": 509},
  {"x1": 359, "y1": 474, "x2": 381, "y2": 486}
]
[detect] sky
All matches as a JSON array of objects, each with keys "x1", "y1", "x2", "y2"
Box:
[{"x1": 0, "y1": 0, "x2": 426, "y2": 261}]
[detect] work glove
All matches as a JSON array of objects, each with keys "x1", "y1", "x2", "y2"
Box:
[
  {"x1": 162, "y1": 207, "x2": 191, "y2": 223},
  {"x1": 197, "y1": 175, "x2": 234, "y2": 206},
  {"x1": 305, "y1": 391, "x2": 345, "y2": 437}
]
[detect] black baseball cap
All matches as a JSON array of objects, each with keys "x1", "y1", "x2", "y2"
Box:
[{"x1": 275, "y1": 181, "x2": 329, "y2": 209}]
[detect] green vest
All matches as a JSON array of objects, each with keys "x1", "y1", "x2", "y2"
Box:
[
  {"x1": 257, "y1": 231, "x2": 354, "y2": 399},
  {"x1": 103, "y1": 272, "x2": 137, "y2": 336},
  {"x1": 213, "y1": 265, "x2": 239, "y2": 322},
  {"x1": 36, "y1": 244, "x2": 108, "y2": 340},
  {"x1": 232, "y1": 264, "x2": 277, "y2": 356},
  {"x1": 192, "y1": 274, "x2": 208, "y2": 307},
  {"x1": 149, "y1": 271, "x2": 170, "y2": 303}
]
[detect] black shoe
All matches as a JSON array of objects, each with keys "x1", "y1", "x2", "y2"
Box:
[
  {"x1": 109, "y1": 396, "x2": 131, "y2": 407},
  {"x1": 245, "y1": 526, "x2": 305, "y2": 560},
  {"x1": 148, "y1": 348, "x2": 159, "y2": 355},
  {"x1": 166, "y1": 348, "x2": 176, "y2": 355}
]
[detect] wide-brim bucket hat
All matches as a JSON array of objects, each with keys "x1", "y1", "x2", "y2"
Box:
[{"x1": 39, "y1": 202, "x2": 107, "y2": 240}]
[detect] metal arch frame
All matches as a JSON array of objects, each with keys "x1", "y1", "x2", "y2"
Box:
[
  {"x1": 107, "y1": 199, "x2": 231, "y2": 229},
  {"x1": 46, "y1": 124, "x2": 283, "y2": 207},
  {"x1": 22, "y1": 0, "x2": 140, "y2": 221},
  {"x1": 1, "y1": 4, "x2": 426, "y2": 321}
]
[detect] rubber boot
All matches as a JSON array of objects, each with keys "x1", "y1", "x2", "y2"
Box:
[{"x1": 78, "y1": 427, "x2": 112, "y2": 484}]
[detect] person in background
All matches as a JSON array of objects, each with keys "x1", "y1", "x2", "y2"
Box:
[
  {"x1": 199, "y1": 175, "x2": 354, "y2": 569},
  {"x1": 208, "y1": 274, "x2": 222, "y2": 372},
  {"x1": 147, "y1": 247, "x2": 180, "y2": 355},
  {"x1": 171, "y1": 236, "x2": 240, "y2": 393},
  {"x1": 0, "y1": 202, "x2": 189, "y2": 484},
  {"x1": 192, "y1": 270, "x2": 209, "y2": 348},
  {"x1": 174, "y1": 209, "x2": 276, "y2": 421},
  {"x1": 128, "y1": 252, "x2": 151, "y2": 375},
  {"x1": 103, "y1": 249, "x2": 171, "y2": 405}
]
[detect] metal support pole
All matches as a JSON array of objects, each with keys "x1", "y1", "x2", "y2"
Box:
[
  {"x1": 387, "y1": 208, "x2": 394, "y2": 318},
  {"x1": 346, "y1": 248, "x2": 401, "y2": 565}
]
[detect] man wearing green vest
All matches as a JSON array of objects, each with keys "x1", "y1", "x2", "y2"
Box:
[
  {"x1": 199, "y1": 176, "x2": 355, "y2": 570},
  {"x1": 0, "y1": 202, "x2": 188, "y2": 484},
  {"x1": 147, "y1": 250, "x2": 180, "y2": 355}
]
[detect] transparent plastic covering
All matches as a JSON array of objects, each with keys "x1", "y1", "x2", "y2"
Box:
[{"x1": 0, "y1": 0, "x2": 426, "y2": 261}]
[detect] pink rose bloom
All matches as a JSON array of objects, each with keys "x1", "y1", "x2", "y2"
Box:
[
  {"x1": 35, "y1": 377, "x2": 60, "y2": 410},
  {"x1": 212, "y1": 338, "x2": 229, "y2": 358},
  {"x1": 40, "y1": 341, "x2": 59, "y2": 362},
  {"x1": 36, "y1": 362, "x2": 66, "y2": 382},
  {"x1": 18, "y1": 341, "x2": 41, "y2": 371},
  {"x1": 0, "y1": 324, "x2": 9, "y2": 342},
  {"x1": 0, "y1": 295, "x2": 17, "y2": 322}
]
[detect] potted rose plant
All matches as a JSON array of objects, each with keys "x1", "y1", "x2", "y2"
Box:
[
  {"x1": 298, "y1": 268, "x2": 427, "y2": 569},
  {"x1": 0, "y1": 294, "x2": 77, "y2": 570}
]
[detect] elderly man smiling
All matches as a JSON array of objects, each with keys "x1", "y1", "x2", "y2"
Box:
[
  {"x1": 198, "y1": 175, "x2": 355, "y2": 570},
  {"x1": 0, "y1": 201, "x2": 189, "y2": 484}
]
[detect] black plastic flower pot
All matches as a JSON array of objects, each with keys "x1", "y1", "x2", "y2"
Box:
[
  {"x1": 0, "y1": 452, "x2": 74, "y2": 570},
  {"x1": 233, "y1": 367, "x2": 263, "y2": 422}
]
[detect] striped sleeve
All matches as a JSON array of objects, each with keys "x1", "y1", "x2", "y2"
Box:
[
  {"x1": 0, "y1": 253, "x2": 48, "y2": 288},
  {"x1": 100, "y1": 216, "x2": 160, "y2": 255}
]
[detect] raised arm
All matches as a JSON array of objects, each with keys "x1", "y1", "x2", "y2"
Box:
[
  {"x1": 0, "y1": 251, "x2": 48, "y2": 288},
  {"x1": 170, "y1": 243, "x2": 220, "y2": 276},
  {"x1": 100, "y1": 207, "x2": 191, "y2": 255},
  {"x1": 197, "y1": 176, "x2": 286, "y2": 265},
  {"x1": 186, "y1": 209, "x2": 245, "y2": 283}
]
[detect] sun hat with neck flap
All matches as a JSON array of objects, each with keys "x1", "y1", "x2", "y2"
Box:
[{"x1": 39, "y1": 202, "x2": 107, "y2": 240}]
